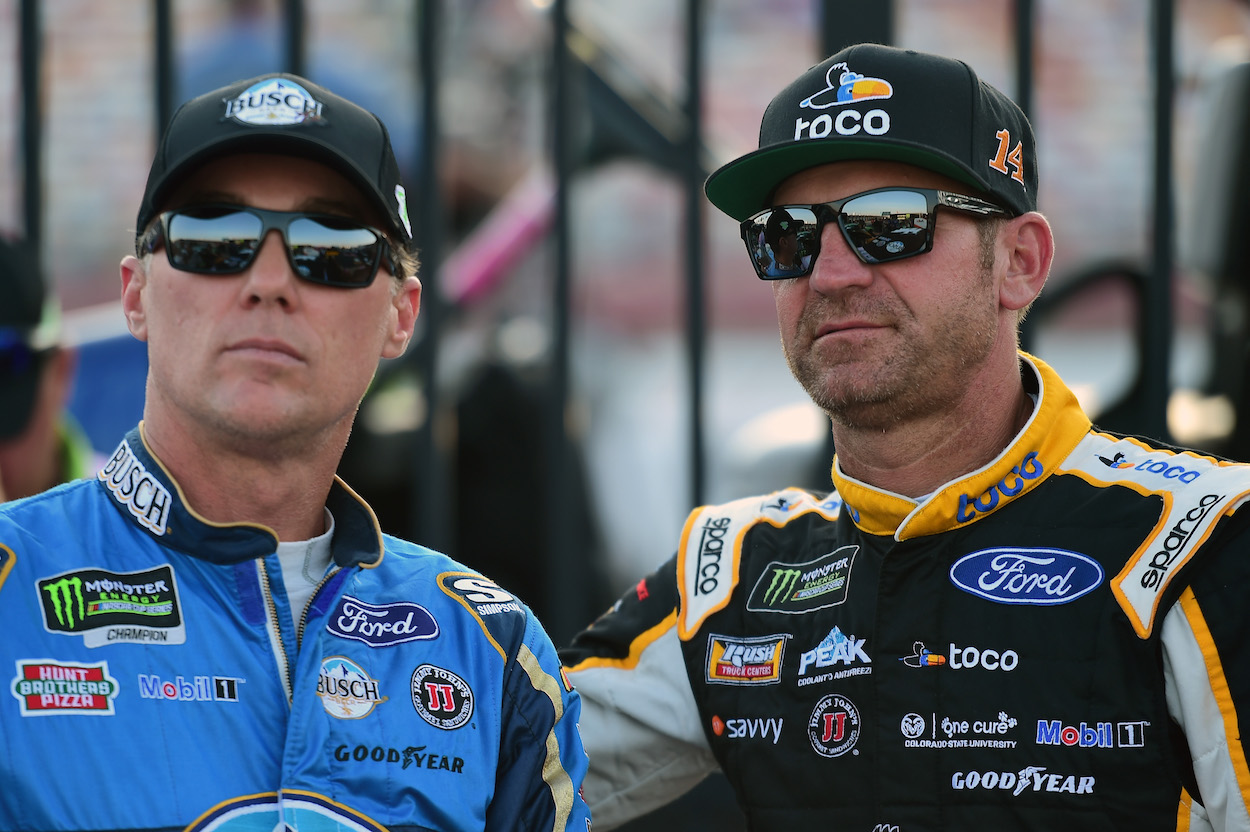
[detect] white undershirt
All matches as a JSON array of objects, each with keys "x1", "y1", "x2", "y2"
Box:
[{"x1": 275, "y1": 508, "x2": 335, "y2": 625}]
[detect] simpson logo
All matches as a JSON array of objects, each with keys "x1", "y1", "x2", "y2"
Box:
[
  {"x1": 705, "y1": 633, "x2": 787, "y2": 685},
  {"x1": 99, "y1": 441, "x2": 172, "y2": 535},
  {"x1": 38, "y1": 565, "x2": 185, "y2": 647},
  {"x1": 747, "y1": 546, "x2": 857, "y2": 614},
  {"x1": 411, "y1": 664, "x2": 474, "y2": 730},
  {"x1": 11, "y1": 660, "x2": 119, "y2": 716},
  {"x1": 440, "y1": 574, "x2": 523, "y2": 616},
  {"x1": 225, "y1": 77, "x2": 322, "y2": 126},
  {"x1": 317, "y1": 656, "x2": 387, "y2": 719},
  {"x1": 949, "y1": 547, "x2": 1103, "y2": 606},
  {"x1": 326, "y1": 595, "x2": 439, "y2": 647}
]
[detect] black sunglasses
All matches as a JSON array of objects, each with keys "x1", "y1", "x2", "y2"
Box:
[
  {"x1": 741, "y1": 187, "x2": 1012, "y2": 280},
  {"x1": 139, "y1": 203, "x2": 398, "y2": 288}
]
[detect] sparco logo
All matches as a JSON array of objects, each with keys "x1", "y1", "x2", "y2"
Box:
[
  {"x1": 952, "y1": 766, "x2": 1094, "y2": 796},
  {"x1": 747, "y1": 546, "x2": 857, "y2": 614},
  {"x1": 949, "y1": 548, "x2": 1103, "y2": 606},
  {"x1": 694, "y1": 516, "x2": 731, "y2": 595},
  {"x1": 38, "y1": 565, "x2": 184, "y2": 647},
  {"x1": 99, "y1": 441, "x2": 171, "y2": 534},
  {"x1": 333, "y1": 743, "x2": 465, "y2": 774},
  {"x1": 1140, "y1": 494, "x2": 1222, "y2": 591},
  {"x1": 326, "y1": 596, "x2": 439, "y2": 647}
]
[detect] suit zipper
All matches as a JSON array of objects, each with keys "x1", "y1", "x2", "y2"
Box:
[{"x1": 257, "y1": 559, "x2": 293, "y2": 705}]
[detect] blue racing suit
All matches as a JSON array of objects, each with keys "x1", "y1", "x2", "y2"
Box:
[{"x1": 0, "y1": 425, "x2": 591, "y2": 832}]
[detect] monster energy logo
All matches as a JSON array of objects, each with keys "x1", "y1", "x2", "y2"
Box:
[
  {"x1": 746, "y1": 546, "x2": 859, "y2": 614},
  {"x1": 43, "y1": 575, "x2": 86, "y2": 629},
  {"x1": 38, "y1": 566, "x2": 183, "y2": 638},
  {"x1": 763, "y1": 568, "x2": 801, "y2": 606}
]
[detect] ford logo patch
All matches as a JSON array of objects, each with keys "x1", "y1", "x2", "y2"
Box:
[
  {"x1": 949, "y1": 548, "x2": 1103, "y2": 605},
  {"x1": 327, "y1": 595, "x2": 439, "y2": 646}
]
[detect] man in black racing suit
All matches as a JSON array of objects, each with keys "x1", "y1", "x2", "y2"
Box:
[{"x1": 562, "y1": 43, "x2": 1250, "y2": 831}]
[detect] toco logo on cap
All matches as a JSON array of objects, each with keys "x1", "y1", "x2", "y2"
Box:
[{"x1": 704, "y1": 43, "x2": 1038, "y2": 222}]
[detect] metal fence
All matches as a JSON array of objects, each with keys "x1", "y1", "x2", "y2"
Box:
[{"x1": 11, "y1": 0, "x2": 1247, "y2": 645}]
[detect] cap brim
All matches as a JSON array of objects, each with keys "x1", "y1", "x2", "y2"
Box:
[
  {"x1": 704, "y1": 138, "x2": 995, "y2": 222},
  {"x1": 146, "y1": 132, "x2": 398, "y2": 237}
]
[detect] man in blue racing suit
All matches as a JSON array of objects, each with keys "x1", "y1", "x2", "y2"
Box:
[
  {"x1": 0, "y1": 72, "x2": 590, "y2": 832},
  {"x1": 563, "y1": 43, "x2": 1250, "y2": 830}
]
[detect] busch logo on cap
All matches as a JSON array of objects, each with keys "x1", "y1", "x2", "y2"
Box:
[{"x1": 224, "y1": 78, "x2": 323, "y2": 126}]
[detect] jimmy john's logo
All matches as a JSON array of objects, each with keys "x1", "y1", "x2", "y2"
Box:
[
  {"x1": 705, "y1": 634, "x2": 787, "y2": 685},
  {"x1": 11, "y1": 660, "x2": 119, "y2": 716},
  {"x1": 225, "y1": 77, "x2": 322, "y2": 126},
  {"x1": 411, "y1": 664, "x2": 474, "y2": 730},
  {"x1": 38, "y1": 565, "x2": 185, "y2": 647},
  {"x1": 99, "y1": 440, "x2": 171, "y2": 535},
  {"x1": 747, "y1": 546, "x2": 857, "y2": 614}
]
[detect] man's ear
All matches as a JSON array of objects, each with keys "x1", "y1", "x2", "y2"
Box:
[
  {"x1": 119, "y1": 255, "x2": 150, "y2": 342},
  {"x1": 381, "y1": 275, "x2": 422, "y2": 360},
  {"x1": 998, "y1": 212, "x2": 1054, "y2": 312}
]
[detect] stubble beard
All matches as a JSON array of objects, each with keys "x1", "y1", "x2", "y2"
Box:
[{"x1": 782, "y1": 266, "x2": 999, "y2": 432}]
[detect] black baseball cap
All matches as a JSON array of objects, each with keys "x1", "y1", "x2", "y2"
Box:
[
  {"x1": 135, "y1": 72, "x2": 413, "y2": 250},
  {"x1": 705, "y1": 43, "x2": 1037, "y2": 221},
  {"x1": 0, "y1": 237, "x2": 59, "y2": 440}
]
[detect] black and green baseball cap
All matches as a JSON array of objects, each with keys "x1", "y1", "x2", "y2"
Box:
[{"x1": 705, "y1": 43, "x2": 1037, "y2": 221}]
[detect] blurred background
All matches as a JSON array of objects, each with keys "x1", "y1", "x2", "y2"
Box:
[{"x1": 3, "y1": 1, "x2": 1250, "y2": 824}]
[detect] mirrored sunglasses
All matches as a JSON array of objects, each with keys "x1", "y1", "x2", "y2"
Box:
[
  {"x1": 139, "y1": 203, "x2": 397, "y2": 288},
  {"x1": 741, "y1": 187, "x2": 1012, "y2": 280}
]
